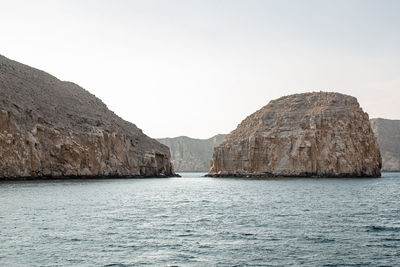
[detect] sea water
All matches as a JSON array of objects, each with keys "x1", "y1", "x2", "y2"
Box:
[{"x1": 0, "y1": 172, "x2": 399, "y2": 266}]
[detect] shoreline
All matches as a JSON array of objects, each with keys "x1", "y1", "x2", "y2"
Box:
[
  {"x1": 0, "y1": 173, "x2": 181, "y2": 181},
  {"x1": 205, "y1": 172, "x2": 381, "y2": 178}
]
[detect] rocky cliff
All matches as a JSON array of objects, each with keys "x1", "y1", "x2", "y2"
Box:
[
  {"x1": 208, "y1": 92, "x2": 381, "y2": 178},
  {"x1": 0, "y1": 54, "x2": 175, "y2": 179},
  {"x1": 157, "y1": 134, "x2": 226, "y2": 172},
  {"x1": 370, "y1": 118, "x2": 400, "y2": 172}
]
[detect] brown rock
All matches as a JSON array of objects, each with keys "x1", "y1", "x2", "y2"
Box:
[
  {"x1": 0, "y1": 54, "x2": 175, "y2": 179},
  {"x1": 370, "y1": 118, "x2": 400, "y2": 172},
  {"x1": 208, "y1": 92, "x2": 381, "y2": 178}
]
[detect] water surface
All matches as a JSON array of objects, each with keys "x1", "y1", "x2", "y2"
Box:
[{"x1": 1, "y1": 172, "x2": 399, "y2": 266}]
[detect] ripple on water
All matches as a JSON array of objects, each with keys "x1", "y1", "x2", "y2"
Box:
[
  {"x1": 366, "y1": 225, "x2": 400, "y2": 232},
  {"x1": 0, "y1": 172, "x2": 399, "y2": 266}
]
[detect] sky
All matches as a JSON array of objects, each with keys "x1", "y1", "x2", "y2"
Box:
[{"x1": 0, "y1": 0, "x2": 399, "y2": 139}]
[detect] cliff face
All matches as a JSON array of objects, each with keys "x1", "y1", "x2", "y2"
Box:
[
  {"x1": 0, "y1": 54, "x2": 175, "y2": 179},
  {"x1": 208, "y1": 92, "x2": 381, "y2": 178},
  {"x1": 370, "y1": 118, "x2": 400, "y2": 172},
  {"x1": 157, "y1": 134, "x2": 226, "y2": 172}
]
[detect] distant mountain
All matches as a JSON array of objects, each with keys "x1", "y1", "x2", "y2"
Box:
[
  {"x1": 370, "y1": 118, "x2": 400, "y2": 172},
  {"x1": 157, "y1": 134, "x2": 227, "y2": 172}
]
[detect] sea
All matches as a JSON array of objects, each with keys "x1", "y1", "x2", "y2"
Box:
[{"x1": 0, "y1": 172, "x2": 399, "y2": 266}]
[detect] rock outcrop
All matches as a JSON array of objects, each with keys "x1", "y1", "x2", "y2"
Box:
[
  {"x1": 370, "y1": 118, "x2": 400, "y2": 172},
  {"x1": 157, "y1": 134, "x2": 226, "y2": 172},
  {"x1": 0, "y1": 54, "x2": 175, "y2": 179},
  {"x1": 208, "y1": 92, "x2": 381, "y2": 178}
]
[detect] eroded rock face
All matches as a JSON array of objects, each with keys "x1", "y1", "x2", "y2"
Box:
[
  {"x1": 0, "y1": 54, "x2": 175, "y2": 179},
  {"x1": 208, "y1": 92, "x2": 381, "y2": 177},
  {"x1": 370, "y1": 118, "x2": 400, "y2": 172},
  {"x1": 157, "y1": 134, "x2": 226, "y2": 172}
]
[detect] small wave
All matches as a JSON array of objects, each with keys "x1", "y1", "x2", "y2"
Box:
[
  {"x1": 198, "y1": 245, "x2": 212, "y2": 249},
  {"x1": 383, "y1": 238, "x2": 400, "y2": 242},
  {"x1": 366, "y1": 225, "x2": 400, "y2": 232},
  {"x1": 195, "y1": 218, "x2": 211, "y2": 222},
  {"x1": 107, "y1": 244, "x2": 139, "y2": 249},
  {"x1": 304, "y1": 236, "x2": 335, "y2": 243},
  {"x1": 110, "y1": 218, "x2": 126, "y2": 222},
  {"x1": 352, "y1": 212, "x2": 372, "y2": 216},
  {"x1": 106, "y1": 232, "x2": 118, "y2": 236},
  {"x1": 265, "y1": 238, "x2": 280, "y2": 241},
  {"x1": 241, "y1": 233, "x2": 255, "y2": 236},
  {"x1": 366, "y1": 243, "x2": 399, "y2": 248},
  {"x1": 381, "y1": 244, "x2": 399, "y2": 248},
  {"x1": 176, "y1": 234, "x2": 193, "y2": 237},
  {"x1": 275, "y1": 213, "x2": 299, "y2": 217}
]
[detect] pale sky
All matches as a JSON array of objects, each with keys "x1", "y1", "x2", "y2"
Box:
[{"x1": 1, "y1": 0, "x2": 399, "y2": 138}]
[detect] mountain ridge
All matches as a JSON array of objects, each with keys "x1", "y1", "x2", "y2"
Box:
[
  {"x1": 370, "y1": 118, "x2": 400, "y2": 172},
  {"x1": 157, "y1": 134, "x2": 226, "y2": 172}
]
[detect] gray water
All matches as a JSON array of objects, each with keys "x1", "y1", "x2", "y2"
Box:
[{"x1": 0, "y1": 172, "x2": 399, "y2": 266}]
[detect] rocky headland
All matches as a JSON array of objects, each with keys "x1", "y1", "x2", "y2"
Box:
[
  {"x1": 208, "y1": 92, "x2": 382, "y2": 178},
  {"x1": 0, "y1": 54, "x2": 175, "y2": 179},
  {"x1": 157, "y1": 134, "x2": 226, "y2": 172},
  {"x1": 370, "y1": 118, "x2": 400, "y2": 172}
]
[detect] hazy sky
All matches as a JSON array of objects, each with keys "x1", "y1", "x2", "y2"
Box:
[{"x1": 1, "y1": 0, "x2": 399, "y2": 138}]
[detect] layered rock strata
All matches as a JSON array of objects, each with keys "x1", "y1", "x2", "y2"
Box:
[
  {"x1": 208, "y1": 92, "x2": 381, "y2": 178},
  {"x1": 370, "y1": 118, "x2": 400, "y2": 172},
  {"x1": 157, "y1": 134, "x2": 226, "y2": 172},
  {"x1": 0, "y1": 54, "x2": 175, "y2": 179}
]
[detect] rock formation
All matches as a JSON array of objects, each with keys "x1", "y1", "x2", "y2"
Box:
[
  {"x1": 208, "y1": 92, "x2": 381, "y2": 178},
  {"x1": 0, "y1": 54, "x2": 175, "y2": 179},
  {"x1": 370, "y1": 118, "x2": 400, "y2": 172},
  {"x1": 157, "y1": 134, "x2": 226, "y2": 172}
]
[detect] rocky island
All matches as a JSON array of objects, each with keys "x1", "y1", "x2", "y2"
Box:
[
  {"x1": 370, "y1": 118, "x2": 400, "y2": 172},
  {"x1": 208, "y1": 92, "x2": 382, "y2": 178},
  {"x1": 0, "y1": 54, "x2": 175, "y2": 179},
  {"x1": 157, "y1": 134, "x2": 226, "y2": 172}
]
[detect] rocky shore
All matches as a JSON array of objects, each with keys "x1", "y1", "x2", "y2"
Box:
[
  {"x1": 0, "y1": 54, "x2": 176, "y2": 179},
  {"x1": 208, "y1": 92, "x2": 382, "y2": 178}
]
